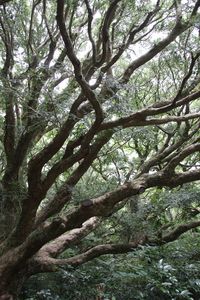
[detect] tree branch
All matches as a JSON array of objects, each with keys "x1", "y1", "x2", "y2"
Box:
[
  {"x1": 164, "y1": 142, "x2": 200, "y2": 172},
  {"x1": 56, "y1": 0, "x2": 104, "y2": 124},
  {"x1": 172, "y1": 51, "x2": 200, "y2": 104},
  {"x1": 121, "y1": 3, "x2": 200, "y2": 83},
  {"x1": 34, "y1": 218, "x2": 200, "y2": 268},
  {"x1": 100, "y1": 112, "x2": 200, "y2": 131},
  {"x1": 84, "y1": 0, "x2": 96, "y2": 64},
  {"x1": 49, "y1": 243, "x2": 143, "y2": 267},
  {"x1": 0, "y1": 0, "x2": 11, "y2": 5},
  {"x1": 38, "y1": 217, "x2": 100, "y2": 257},
  {"x1": 35, "y1": 130, "x2": 113, "y2": 226},
  {"x1": 96, "y1": 0, "x2": 121, "y2": 67},
  {"x1": 162, "y1": 220, "x2": 200, "y2": 243}
]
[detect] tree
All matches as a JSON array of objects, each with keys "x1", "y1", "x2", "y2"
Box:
[{"x1": 0, "y1": 0, "x2": 200, "y2": 297}]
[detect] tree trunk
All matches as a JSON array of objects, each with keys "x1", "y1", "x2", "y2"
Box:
[
  {"x1": 0, "y1": 257, "x2": 30, "y2": 300},
  {"x1": 0, "y1": 278, "x2": 24, "y2": 300},
  {"x1": 0, "y1": 270, "x2": 30, "y2": 299}
]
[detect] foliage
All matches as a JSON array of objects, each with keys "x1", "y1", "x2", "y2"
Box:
[
  {"x1": 0, "y1": 0, "x2": 200, "y2": 297},
  {"x1": 21, "y1": 235, "x2": 200, "y2": 300}
]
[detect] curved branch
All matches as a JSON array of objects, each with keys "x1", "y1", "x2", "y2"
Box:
[
  {"x1": 121, "y1": 2, "x2": 200, "y2": 83},
  {"x1": 139, "y1": 126, "x2": 198, "y2": 174},
  {"x1": 2, "y1": 167, "x2": 200, "y2": 264},
  {"x1": 84, "y1": 0, "x2": 96, "y2": 64},
  {"x1": 50, "y1": 243, "x2": 142, "y2": 267},
  {"x1": 34, "y1": 219, "x2": 200, "y2": 268},
  {"x1": 162, "y1": 220, "x2": 200, "y2": 243},
  {"x1": 97, "y1": 0, "x2": 121, "y2": 66},
  {"x1": 99, "y1": 1, "x2": 161, "y2": 74},
  {"x1": 35, "y1": 130, "x2": 113, "y2": 226},
  {"x1": 164, "y1": 142, "x2": 200, "y2": 172},
  {"x1": 56, "y1": 0, "x2": 104, "y2": 124},
  {"x1": 100, "y1": 112, "x2": 200, "y2": 131}
]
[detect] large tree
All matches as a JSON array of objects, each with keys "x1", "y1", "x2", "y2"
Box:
[{"x1": 0, "y1": 0, "x2": 200, "y2": 297}]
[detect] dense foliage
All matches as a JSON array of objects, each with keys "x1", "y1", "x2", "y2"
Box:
[
  {"x1": 22, "y1": 237, "x2": 200, "y2": 299},
  {"x1": 0, "y1": 0, "x2": 200, "y2": 298}
]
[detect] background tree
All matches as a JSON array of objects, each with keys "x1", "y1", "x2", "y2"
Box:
[{"x1": 0, "y1": 0, "x2": 200, "y2": 297}]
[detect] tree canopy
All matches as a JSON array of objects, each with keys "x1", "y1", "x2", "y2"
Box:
[{"x1": 0, "y1": 0, "x2": 200, "y2": 298}]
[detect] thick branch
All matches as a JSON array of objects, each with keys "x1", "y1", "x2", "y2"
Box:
[
  {"x1": 24, "y1": 169, "x2": 200, "y2": 255},
  {"x1": 99, "y1": 89, "x2": 200, "y2": 131},
  {"x1": 38, "y1": 217, "x2": 100, "y2": 257},
  {"x1": 3, "y1": 70, "x2": 49, "y2": 183},
  {"x1": 164, "y1": 143, "x2": 200, "y2": 172},
  {"x1": 35, "y1": 130, "x2": 113, "y2": 226},
  {"x1": 1, "y1": 167, "x2": 200, "y2": 272},
  {"x1": 84, "y1": 0, "x2": 96, "y2": 64},
  {"x1": 99, "y1": 1, "x2": 161, "y2": 75},
  {"x1": 97, "y1": 0, "x2": 121, "y2": 66},
  {"x1": 139, "y1": 127, "x2": 197, "y2": 174},
  {"x1": 3, "y1": 87, "x2": 15, "y2": 167},
  {"x1": 34, "y1": 219, "x2": 200, "y2": 269},
  {"x1": 162, "y1": 220, "x2": 200, "y2": 243},
  {"x1": 100, "y1": 112, "x2": 200, "y2": 131},
  {"x1": 0, "y1": 14, "x2": 15, "y2": 166},
  {"x1": 49, "y1": 243, "x2": 143, "y2": 267}
]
